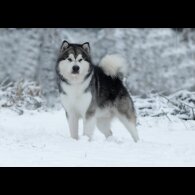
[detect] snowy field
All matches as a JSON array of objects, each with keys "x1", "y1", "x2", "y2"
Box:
[
  {"x1": 1, "y1": 105, "x2": 195, "y2": 167},
  {"x1": 1, "y1": 28, "x2": 195, "y2": 167}
]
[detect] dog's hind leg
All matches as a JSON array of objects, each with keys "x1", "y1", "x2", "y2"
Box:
[
  {"x1": 118, "y1": 113, "x2": 139, "y2": 142},
  {"x1": 116, "y1": 97, "x2": 139, "y2": 143},
  {"x1": 97, "y1": 117, "x2": 113, "y2": 138}
]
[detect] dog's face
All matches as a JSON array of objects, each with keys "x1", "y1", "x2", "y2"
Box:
[{"x1": 57, "y1": 41, "x2": 91, "y2": 84}]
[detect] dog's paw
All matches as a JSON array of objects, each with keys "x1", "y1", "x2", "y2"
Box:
[
  {"x1": 80, "y1": 135, "x2": 94, "y2": 142},
  {"x1": 106, "y1": 136, "x2": 123, "y2": 144}
]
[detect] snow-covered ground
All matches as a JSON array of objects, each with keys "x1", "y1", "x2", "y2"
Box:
[{"x1": 0, "y1": 107, "x2": 195, "y2": 167}]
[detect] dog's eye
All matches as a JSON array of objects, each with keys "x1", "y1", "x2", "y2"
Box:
[
  {"x1": 68, "y1": 58, "x2": 73, "y2": 62},
  {"x1": 78, "y1": 59, "x2": 83, "y2": 62}
]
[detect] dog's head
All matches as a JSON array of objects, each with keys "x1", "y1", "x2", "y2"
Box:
[{"x1": 57, "y1": 41, "x2": 92, "y2": 84}]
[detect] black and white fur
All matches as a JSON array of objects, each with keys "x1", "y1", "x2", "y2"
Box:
[{"x1": 56, "y1": 41, "x2": 139, "y2": 142}]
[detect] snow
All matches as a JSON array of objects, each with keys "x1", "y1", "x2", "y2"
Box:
[
  {"x1": 1, "y1": 28, "x2": 195, "y2": 166},
  {"x1": 0, "y1": 107, "x2": 195, "y2": 167}
]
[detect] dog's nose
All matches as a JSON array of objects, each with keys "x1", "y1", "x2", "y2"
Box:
[{"x1": 72, "y1": 65, "x2": 80, "y2": 72}]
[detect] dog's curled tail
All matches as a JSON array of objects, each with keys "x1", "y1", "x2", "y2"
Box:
[{"x1": 99, "y1": 54, "x2": 128, "y2": 78}]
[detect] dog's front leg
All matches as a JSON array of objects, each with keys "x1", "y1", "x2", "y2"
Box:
[
  {"x1": 83, "y1": 117, "x2": 96, "y2": 141},
  {"x1": 67, "y1": 114, "x2": 79, "y2": 140}
]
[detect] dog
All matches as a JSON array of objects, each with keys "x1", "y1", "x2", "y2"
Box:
[{"x1": 55, "y1": 41, "x2": 139, "y2": 142}]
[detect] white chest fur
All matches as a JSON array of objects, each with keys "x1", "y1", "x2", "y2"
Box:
[{"x1": 60, "y1": 80, "x2": 92, "y2": 118}]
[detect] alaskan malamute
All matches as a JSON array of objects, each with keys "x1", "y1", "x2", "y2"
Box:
[{"x1": 56, "y1": 41, "x2": 139, "y2": 142}]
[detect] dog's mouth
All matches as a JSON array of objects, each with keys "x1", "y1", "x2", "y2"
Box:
[{"x1": 71, "y1": 70, "x2": 79, "y2": 74}]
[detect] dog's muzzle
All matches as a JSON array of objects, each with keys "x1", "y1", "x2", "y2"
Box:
[{"x1": 72, "y1": 65, "x2": 80, "y2": 74}]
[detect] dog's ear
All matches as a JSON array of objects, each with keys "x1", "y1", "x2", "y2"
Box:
[
  {"x1": 82, "y1": 42, "x2": 90, "y2": 53},
  {"x1": 60, "y1": 40, "x2": 69, "y2": 51}
]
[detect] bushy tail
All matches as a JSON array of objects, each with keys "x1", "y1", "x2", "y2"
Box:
[{"x1": 99, "y1": 54, "x2": 128, "y2": 78}]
